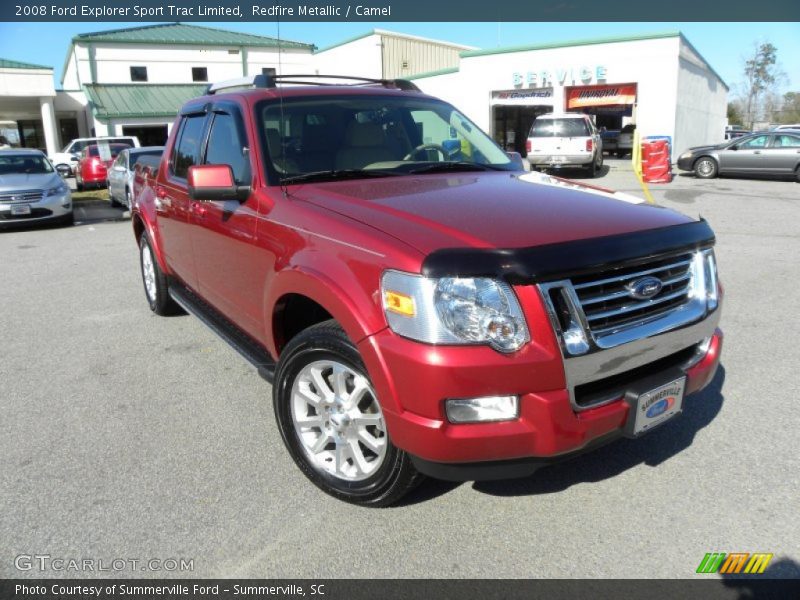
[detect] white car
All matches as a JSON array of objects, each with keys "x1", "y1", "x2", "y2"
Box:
[
  {"x1": 526, "y1": 113, "x2": 603, "y2": 177},
  {"x1": 50, "y1": 136, "x2": 139, "y2": 177},
  {"x1": 773, "y1": 124, "x2": 800, "y2": 131}
]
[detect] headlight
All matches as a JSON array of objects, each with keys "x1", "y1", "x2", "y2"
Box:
[
  {"x1": 381, "y1": 270, "x2": 529, "y2": 353},
  {"x1": 702, "y1": 249, "x2": 719, "y2": 310},
  {"x1": 44, "y1": 182, "x2": 68, "y2": 197},
  {"x1": 680, "y1": 151, "x2": 693, "y2": 160}
]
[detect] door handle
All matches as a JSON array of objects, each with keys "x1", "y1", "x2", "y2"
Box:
[
  {"x1": 753, "y1": 150, "x2": 761, "y2": 154},
  {"x1": 191, "y1": 202, "x2": 207, "y2": 218}
]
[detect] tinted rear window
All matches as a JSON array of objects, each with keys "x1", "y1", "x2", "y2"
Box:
[{"x1": 530, "y1": 118, "x2": 590, "y2": 137}]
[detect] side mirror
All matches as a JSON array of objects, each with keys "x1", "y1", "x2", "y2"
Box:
[
  {"x1": 70, "y1": 154, "x2": 80, "y2": 162},
  {"x1": 730, "y1": 145, "x2": 739, "y2": 151},
  {"x1": 506, "y1": 151, "x2": 525, "y2": 171},
  {"x1": 188, "y1": 164, "x2": 249, "y2": 201}
]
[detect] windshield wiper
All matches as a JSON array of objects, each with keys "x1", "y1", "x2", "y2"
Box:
[
  {"x1": 280, "y1": 169, "x2": 398, "y2": 185},
  {"x1": 407, "y1": 162, "x2": 504, "y2": 174}
]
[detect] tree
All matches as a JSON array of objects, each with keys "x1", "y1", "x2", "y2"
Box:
[
  {"x1": 742, "y1": 42, "x2": 779, "y2": 128},
  {"x1": 727, "y1": 102, "x2": 743, "y2": 125},
  {"x1": 780, "y1": 92, "x2": 800, "y2": 123}
]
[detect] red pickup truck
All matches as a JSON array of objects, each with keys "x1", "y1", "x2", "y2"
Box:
[{"x1": 131, "y1": 75, "x2": 722, "y2": 506}]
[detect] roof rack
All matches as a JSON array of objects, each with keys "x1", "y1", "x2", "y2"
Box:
[{"x1": 206, "y1": 73, "x2": 420, "y2": 95}]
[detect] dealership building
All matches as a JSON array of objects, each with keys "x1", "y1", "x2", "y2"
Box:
[{"x1": 0, "y1": 25, "x2": 726, "y2": 160}]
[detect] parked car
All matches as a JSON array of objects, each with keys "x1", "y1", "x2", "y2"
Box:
[
  {"x1": 75, "y1": 143, "x2": 132, "y2": 191},
  {"x1": 132, "y1": 74, "x2": 722, "y2": 506},
  {"x1": 724, "y1": 126, "x2": 751, "y2": 140},
  {"x1": 600, "y1": 129, "x2": 620, "y2": 154},
  {"x1": 526, "y1": 113, "x2": 603, "y2": 176},
  {"x1": 616, "y1": 124, "x2": 636, "y2": 157},
  {"x1": 773, "y1": 124, "x2": 800, "y2": 131},
  {"x1": 107, "y1": 146, "x2": 164, "y2": 208},
  {"x1": 677, "y1": 131, "x2": 800, "y2": 181},
  {"x1": 0, "y1": 149, "x2": 72, "y2": 228},
  {"x1": 50, "y1": 136, "x2": 139, "y2": 178}
]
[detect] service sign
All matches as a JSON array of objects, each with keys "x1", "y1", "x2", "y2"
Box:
[
  {"x1": 97, "y1": 142, "x2": 112, "y2": 162},
  {"x1": 491, "y1": 89, "x2": 554, "y2": 105},
  {"x1": 567, "y1": 84, "x2": 637, "y2": 108}
]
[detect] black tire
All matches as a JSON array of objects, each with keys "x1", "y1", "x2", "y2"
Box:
[
  {"x1": 273, "y1": 320, "x2": 422, "y2": 507},
  {"x1": 694, "y1": 157, "x2": 718, "y2": 179},
  {"x1": 108, "y1": 190, "x2": 118, "y2": 207},
  {"x1": 586, "y1": 157, "x2": 598, "y2": 178},
  {"x1": 795, "y1": 166, "x2": 800, "y2": 183},
  {"x1": 75, "y1": 176, "x2": 84, "y2": 192},
  {"x1": 59, "y1": 212, "x2": 74, "y2": 227},
  {"x1": 138, "y1": 234, "x2": 180, "y2": 316}
]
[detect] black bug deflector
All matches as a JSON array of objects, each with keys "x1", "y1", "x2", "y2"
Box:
[{"x1": 420, "y1": 219, "x2": 715, "y2": 283}]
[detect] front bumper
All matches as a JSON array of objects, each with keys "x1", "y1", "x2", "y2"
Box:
[
  {"x1": 676, "y1": 156, "x2": 695, "y2": 171},
  {"x1": 358, "y1": 299, "x2": 722, "y2": 480},
  {"x1": 0, "y1": 192, "x2": 72, "y2": 227}
]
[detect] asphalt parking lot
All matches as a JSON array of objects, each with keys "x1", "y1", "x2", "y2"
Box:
[{"x1": 1, "y1": 160, "x2": 799, "y2": 580}]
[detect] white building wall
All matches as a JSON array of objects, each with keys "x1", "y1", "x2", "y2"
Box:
[
  {"x1": 66, "y1": 43, "x2": 314, "y2": 86},
  {"x1": 312, "y1": 35, "x2": 384, "y2": 79},
  {"x1": 0, "y1": 68, "x2": 55, "y2": 97},
  {"x1": 674, "y1": 42, "x2": 728, "y2": 151}
]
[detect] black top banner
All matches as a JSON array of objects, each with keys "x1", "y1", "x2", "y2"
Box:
[{"x1": 2, "y1": 0, "x2": 799, "y2": 21}]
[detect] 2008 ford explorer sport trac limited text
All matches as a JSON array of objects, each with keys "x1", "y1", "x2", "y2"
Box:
[{"x1": 131, "y1": 74, "x2": 723, "y2": 506}]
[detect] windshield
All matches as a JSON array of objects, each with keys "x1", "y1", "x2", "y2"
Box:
[
  {"x1": 529, "y1": 118, "x2": 590, "y2": 137},
  {"x1": 258, "y1": 95, "x2": 513, "y2": 182},
  {"x1": 0, "y1": 154, "x2": 54, "y2": 175}
]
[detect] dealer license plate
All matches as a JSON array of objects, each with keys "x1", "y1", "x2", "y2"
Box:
[
  {"x1": 632, "y1": 377, "x2": 685, "y2": 435},
  {"x1": 11, "y1": 204, "x2": 31, "y2": 216}
]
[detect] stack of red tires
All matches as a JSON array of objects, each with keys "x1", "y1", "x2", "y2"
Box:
[{"x1": 641, "y1": 139, "x2": 672, "y2": 183}]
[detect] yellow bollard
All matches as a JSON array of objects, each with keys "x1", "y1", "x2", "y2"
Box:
[{"x1": 632, "y1": 129, "x2": 656, "y2": 204}]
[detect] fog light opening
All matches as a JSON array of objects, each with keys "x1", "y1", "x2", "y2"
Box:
[{"x1": 445, "y1": 395, "x2": 519, "y2": 423}]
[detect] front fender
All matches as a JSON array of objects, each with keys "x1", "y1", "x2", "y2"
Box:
[{"x1": 264, "y1": 264, "x2": 386, "y2": 359}]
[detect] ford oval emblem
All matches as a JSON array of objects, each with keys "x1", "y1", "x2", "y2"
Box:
[
  {"x1": 626, "y1": 276, "x2": 663, "y2": 300},
  {"x1": 646, "y1": 396, "x2": 675, "y2": 418}
]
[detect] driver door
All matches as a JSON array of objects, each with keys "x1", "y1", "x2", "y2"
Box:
[{"x1": 723, "y1": 135, "x2": 769, "y2": 172}]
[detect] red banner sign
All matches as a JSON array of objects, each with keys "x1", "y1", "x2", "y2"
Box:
[{"x1": 567, "y1": 84, "x2": 637, "y2": 108}]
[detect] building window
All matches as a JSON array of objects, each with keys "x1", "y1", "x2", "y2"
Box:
[
  {"x1": 192, "y1": 67, "x2": 208, "y2": 82},
  {"x1": 130, "y1": 66, "x2": 148, "y2": 82}
]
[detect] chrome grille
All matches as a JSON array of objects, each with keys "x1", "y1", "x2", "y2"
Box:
[
  {"x1": 0, "y1": 190, "x2": 44, "y2": 203},
  {"x1": 571, "y1": 253, "x2": 694, "y2": 335}
]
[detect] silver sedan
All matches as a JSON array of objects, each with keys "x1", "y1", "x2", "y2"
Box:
[
  {"x1": 0, "y1": 149, "x2": 73, "y2": 228},
  {"x1": 107, "y1": 146, "x2": 163, "y2": 208},
  {"x1": 677, "y1": 131, "x2": 800, "y2": 181}
]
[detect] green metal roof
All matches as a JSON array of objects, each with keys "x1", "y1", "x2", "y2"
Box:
[
  {"x1": 74, "y1": 22, "x2": 313, "y2": 50},
  {"x1": 407, "y1": 67, "x2": 460, "y2": 81},
  {"x1": 0, "y1": 58, "x2": 52, "y2": 70},
  {"x1": 83, "y1": 84, "x2": 208, "y2": 120},
  {"x1": 459, "y1": 31, "x2": 682, "y2": 58}
]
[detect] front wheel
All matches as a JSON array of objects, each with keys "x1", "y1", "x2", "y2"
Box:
[
  {"x1": 273, "y1": 321, "x2": 422, "y2": 507},
  {"x1": 694, "y1": 157, "x2": 718, "y2": 179}
]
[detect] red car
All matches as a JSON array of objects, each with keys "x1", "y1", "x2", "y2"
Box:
[
  {"x1": 75, "y1": 143, "x2": 131, "y2": 190},
  {"x1": 131, "y1": 74, "x2": 723, "y2": 506}
]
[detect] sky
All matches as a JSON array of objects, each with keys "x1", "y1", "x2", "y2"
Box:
[{"x1": 0, "y1": 21, "x2": 798, "y2": 96}]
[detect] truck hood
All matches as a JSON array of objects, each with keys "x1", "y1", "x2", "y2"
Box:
[
  {"x1": 0, "y1": 172, "x2": 61, "y2": 192},
  {"x1": 291, "y1": 172, "x2": 694, "y2": 255}
]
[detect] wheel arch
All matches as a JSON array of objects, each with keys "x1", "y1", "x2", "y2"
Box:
[{"x1": 266, "y1": 267, "x2": 386, "y2": 360}]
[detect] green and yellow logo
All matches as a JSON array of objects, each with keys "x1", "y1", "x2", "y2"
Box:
[{"x1": 696, "y1": 552, "x2": 774, "y2": 574}]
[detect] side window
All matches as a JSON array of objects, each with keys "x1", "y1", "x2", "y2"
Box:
[
  {"x1": 171, "y1": 115, "x2": 207, "y2": 179},
  {"x1": 774, "y1": 135, "x2": 800, "y2": 148},
  {"x1": 204, "y1": 112, "x2": 250, "y2": 184},
  {"x1": 739, "y1": 135, "x2": 768, "y2": 149}
]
